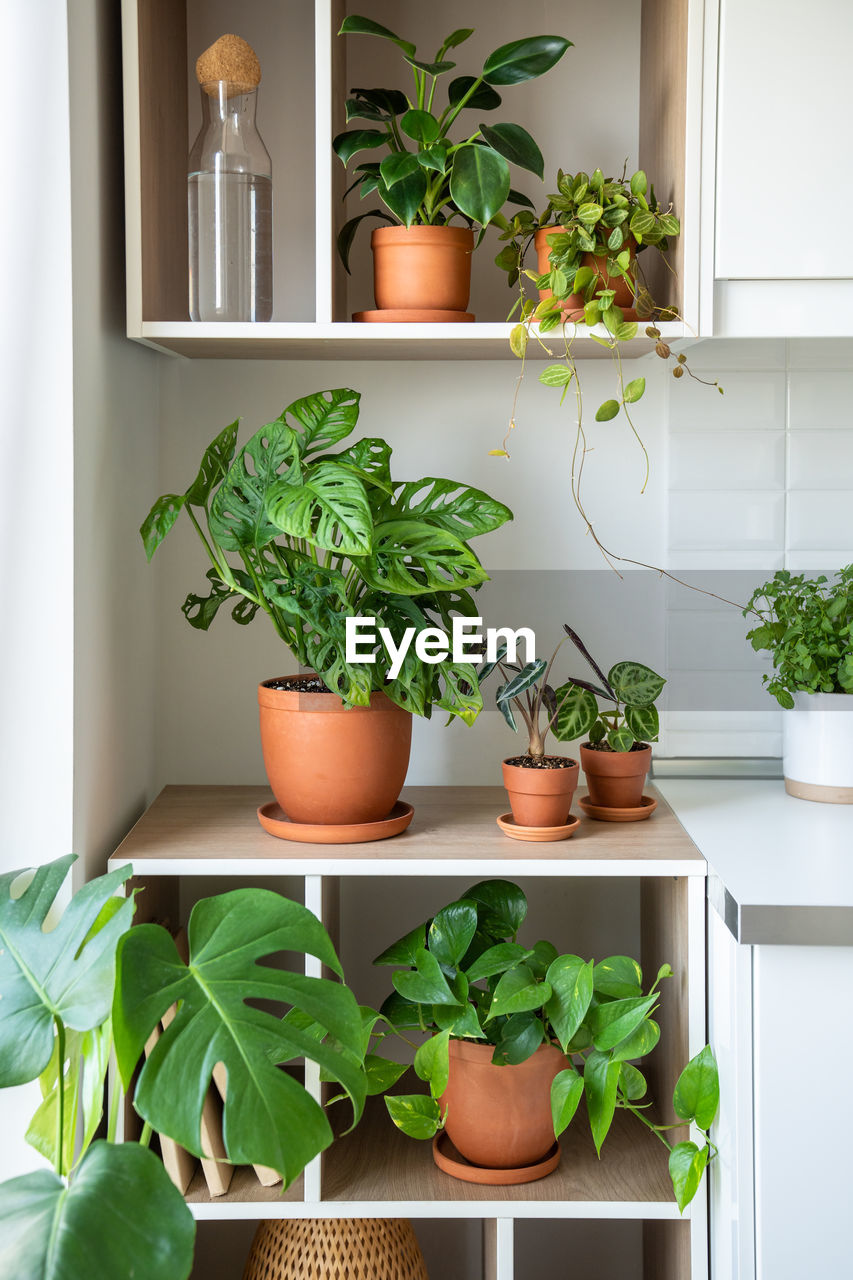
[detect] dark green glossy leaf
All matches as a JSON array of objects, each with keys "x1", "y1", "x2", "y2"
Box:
[
  {"x1": 593, "y1": 956, "x2": 642, "y2": 999},
  {"x1": 417, "y1": 141, "x2": 450, "y2": 174},
  {"x1": 491, "y1": 1011, "x2": 544, "y2": 1065},
  {"x1": 527, "y1": 940, "x2": 559, "y2": 981},
  {"x1": 551, "y1": 1066, "x2": 584, "y2": 1137},
  {"x1": 209, "y1": 420, "x2": 301, "y2": 550},
  {"x1": 464, "y1": 880, "x2": 528, "y2": 938},
  {"x1": 349, "y1": 87, "x2": 410, "y2": 116},
  {"x1": 478, "y1": 122, "x2": 544, "y2": 178},
  {"x1": 584, "y1": 1049, "x2": 621, "y2": 1155},
  {"x1": 552, "y1": 682, "x2": 598, "y2": 742},
  {"x1": 393, "y1": 948, "x2": 458, "y2": 1006},
  {"x1": 465, "y1": 942, "x2": 531, "y2": 984},
  {"x1": 625, "y1": 704, "x2": 660, "y2": 743},
  {"x1": 608, "y1": 661, "x2": 666, "y2": 707},
  {"x1": 364, "y1": 1054, "x2": 408, "y2": 1095},
  {"x1": 429, "y1": 900, "x2": 478, "y2": 968},
  {"x1": 377, "y1": 170, "x2": 428, "y2": 226},
  {"x1": 497, "y1": 659, "x2": 548, "y2": 703},
  {"x1": 482, "y1": 35, "x2": 572, "y2": 86},
  {"x1": 380, "y1": 151, "x2": 421, "y2": 189},
  {"x1": 185, "y1": 419, "x2": 239, "y2": 507},
  {"x1": 545, "y1": 955, "x2": 594, "y2": 1052},
  {"x1": 332, "y1": 129, "x2": 388, "y2": 166},
  {"x1": 404, "y1": 57, "x2": 456, "y2": 76},
  {"x1": 609, "y1": 1018, "x2": 660, "y2": 1063},
  {"x1": 589, "y1": 994, "x2": 658, "y2": 1052},
  {"x1": 673, "y1": 1045, "x2": 719, "y2": 1129},
  {"x1": 338, "y1": 15, "x2": 415, "y2": 58},
  {"x1": 449, "y1": 144, "x2": 510, "y2": 225},
  {"x1": 140, "y1": 493, "x2": 185, "y2": 561},
  {"x1": 447, "y1": 76, "x2": 502, "y2": 110},
  {"x1": 181, "y1": 569, "x2": 232, "y2": 631},
  {"x1": 385, "y1": 1093, "x2": 443, "y2": 1139},
  {"x1": 607, "y1": 726, "x2": 635, "y2": 752},
  {"x1": 379, "y1": 990, "x2": 423, "y2": 1030},
  {"x1": 374, "y1": 922, "x2": 427, "y2": 967},
  {"x1": 337, "y1": 209, "x2": 395, "y2": 272},
  {"x1": 486, "y1": 964, "x2": 550, "y2": 1020},
  {"x1": 432, "y1": 1002, "x2": 486, "y2": 1039}
]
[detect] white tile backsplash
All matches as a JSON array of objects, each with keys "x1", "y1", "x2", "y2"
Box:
[
  {"x1": 786, "y1": 491, "x2": 853, "y2": 552},
  {"x1": 787, "y1": 339, "x2": 853, "y2": 370},
  {"x1": 788, "y1": 371, "x2": 853, "y2": 429},
  {"x1": 669, "y1": 491, "x2": 785, "y2": 554},
  {"x1": 669, "y1": 370, "x2": 786, "y2": 431},
  {"x1": 669, "y1": 430, "x2": 785, "y2": 490},
  {"x1": 788, "y1": 430, "x2": 853, "y2": 489},
  {"x1": 667, "y1": 611, "x2": 766, "y2": 672}
]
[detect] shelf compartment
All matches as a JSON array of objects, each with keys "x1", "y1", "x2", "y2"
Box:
[
  {"x1": 109, "y1": 784, "x2": 707, "y2": 879},
  {"x1": 321, "y1": 1096, "x2": 681, "y2": 1217}
]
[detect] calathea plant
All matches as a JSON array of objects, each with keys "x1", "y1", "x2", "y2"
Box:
[
  {"x1": 334, "y1": 16, "x2": 572, "y2": 267},
  {"x1": 141, "y1": 388, "x2": 512, "y2": 723},
  {"x1": 368, "y1": 879, "x2": 718, "y2": 1212},
  {"x1": 744, "y1": 566, "x2": 853, "y2": 707},
  {"x1": 0, "y1": 855, "x2": 368, "y2": 1278}
]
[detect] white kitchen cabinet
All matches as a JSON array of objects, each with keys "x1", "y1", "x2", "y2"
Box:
[{"x1": 708, "y1": 0, "x2": 853, "y2": 335}]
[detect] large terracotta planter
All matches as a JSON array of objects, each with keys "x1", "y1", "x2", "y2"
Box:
[
  {"x1": 258, "y1": 677, "x2": 412, "y2": 825},
  {"x1": 367, "y1": 224, "x2": 474, "y2": 318},
  {"x1": 580, "y1": 742, "x2": 652, "y2": 810},
  {"x1": 534, "y1": 227, "x2": 637, "y2": 320},
  {"x1": 783, "y1": 691, "x2": 853, "y2": 803},
  {"x1": 501, "y1": 757, "x2": 579, "y2": 827},
  {"x1": 440, "y1": 1040, "x2": 568, "y2": 1170}
]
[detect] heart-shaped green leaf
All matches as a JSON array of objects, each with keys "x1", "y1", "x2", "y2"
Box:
[
  {"x1": 482, "y1": 35, "x2": 572, "y2": 85},
  {"x1": 625, "y1": 703, "x2": 660, "y2": 743},
  {"x1": 432, "y1": 1002, "x2": 485, "y2": 1039},
  {"x1": 0, "y1": 1142, "x2": 195, "y2": 1280},
  {"x1": 333, "y1": 129, "x2": 388, "y2": 166},
  {"x1": 491, "y1": 1011, "x2": 544, "y2": 1065},
  {"x1": 551, "y1": 1065, "x2": 584, "y2": 1137},
  {"x1": 380, "y1": 151, "x2": 421, "y2": 190},
  {"x1": 553, "y1": 682, "x2": 598, "y2": 741},
  {"x1": 393, "y1": 948, "x2": 458, "y2": 1006},
  {"x1": 414, "y1": 1029, "x2": 451, "y2": 1097},
  {"x1": 448, "y1": 76, "x2": 502, "y2": 110},
  {"x1": 400, "y1": 110, "x2": 440, "y2": 144},
  {"x1": 0, "y1": 856, "x2": 134, "y2": 1088},
  {"x1": 449, "y1": 144, "x2": 510, "y2": 226},
  {"x1": 385, "y1": 1093, "x2": 443, "y2": 1139},
  {"x1": 584, "y1": 1049, "x2": 621, "y2": 1155},
  {"x1": 607, "y1": 726, "x2": 635, "y2": 752},
  {"x1": 364, "y1": 1054, "x2": 408, "y2": 1096},
  {"x1": 428, "y1": 900, "x2": 478, "y2": 968},
  {"x1": 620, "y1": 1062, "x2": 647, "y2": 1100},
  {"x1": 669, "y1": 1141, "x2": 710, "y2": 1213},
  {"x1": 545, "y1": 955, "x2": 594, "y2": 1052},
  {"x1": 673, "y1": 1045, "x2": 719, "y2": 1129},
  {"x1": 464, "y1": 880, "x2": 527, "y2": 938},
  {"x1": 486, "y1": 964, "x2": 550, "y2": 1020},
  {"x1": 610, "y1": 1018, "x2": 660, "y2": 1063},
  {"x1": 266, "y1": 462, "x2": 373, "y2": 556},
  {"x1": 593, "y1": 956, "x2": 643, "y2": 999},
  {"x1": 377, "y1": 171, "x2": 428, "y2": 226},
  {"x1": 114, "y1": 891, "x2": 365, "y2": 1187},
  {"x1": 374, "y1": 922, "x2": 427, "y2": 967},
  {"x1": 464, "y1": 942, "x2": 530, "y2": 983},
  {"x1": 609, "y1": 661, "x2": 666, "y2": 707},
  {"x1": 417, "y1": 142, "x2": 450, "y2": 174},
  {"x1": 589, "y1": 994, "x2": 658, "y2": 1052}
]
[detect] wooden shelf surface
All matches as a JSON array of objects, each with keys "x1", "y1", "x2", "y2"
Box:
[
  {"x1": 109, "y1": 785, "x2": 706, "y2": 879},
  {"x1": 135, "y1": 321, "x2": 691, "y2": 361}
]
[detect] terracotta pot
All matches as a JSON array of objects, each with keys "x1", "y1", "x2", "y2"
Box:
[
  {"x1": 257, "y1": 677, "x2": 412, "y2": 825},
  {"x1": 580, "y1": 742, "x2": 652, "y2": 810},
  {"x1": 440, "y1": 1040, "x2": 568, "y2": 1170},
  {"x1": 534, "y1": 226, "x2": 637, "y2": 320},
  {"x1": 501, "y1": 757, "x2": 579, "y2": 827},
  {"x1": 370, "y1": 225, "x2": 474, "y2": 315}
]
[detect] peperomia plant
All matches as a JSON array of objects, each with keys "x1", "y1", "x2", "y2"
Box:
[
  {"x1": 479, "y1": 624, "x2": 666, "y2": 755},
  {"x1": 368, "y1": 879, "x2": 718, "y2": 1212},
  {"x1": 141, "y1": 388, "x2": 512, "y2": 723},
  {"x1": 744, "y1": 566, "x2": 853, "y2": 707},
  {"x1": 334, "y1": 16, "x2": 572, "y2": 268},
  {"x1": 0, "y1": 855, "x2": 368, "y2": 1278}
]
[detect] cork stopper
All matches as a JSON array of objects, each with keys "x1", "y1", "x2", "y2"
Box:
[{"x1": 196, "y1": 34, "x2": 261, "y2": 95}]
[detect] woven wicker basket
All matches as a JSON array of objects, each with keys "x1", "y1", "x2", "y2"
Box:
[{"x1": 242, "y1": 1217, "x2": 429, "y2": 1279}]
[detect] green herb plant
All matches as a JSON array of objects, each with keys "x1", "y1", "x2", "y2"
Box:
[
  {"x1": 334, "y1": 16, "x2": 572, "y2": 270},
  {"x1": 0, "y1": 854, "x2": 369, "y2": 1278},
  {"x1": 489, "y1": 167, "x2": 722, "y2": 582},
  {"x1": 744, "y1": 566, "x2": 853, "y2": 707},
  {"x1": 479, "y1": 624, "x2": 666, "y2": 756},
  {"x1": 141, "y1": 387, "x2": 512, "y2": 723},
  {"x1": 367, "y1": 879, "x2": 718, "y2": 1212}
]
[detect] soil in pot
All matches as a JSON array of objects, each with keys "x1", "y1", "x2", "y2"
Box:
[
  {"x1": 258, "y1": 675, "x2": 412, "y2": 826},
  {"x1": 534, "y1": 227, "x2": 638, "y2": 320},
  {"x1": 580, "y1": 741, "x2": 651, "y2": 810},
  {"x1": 502, "y1": 755, "x2": 579, "y2": 828},
  {"x1": 366, "y1": 225, "x2": 475, "y2": 318},
  {"x1": 440, "y1": 1040, "x2": 568, "y2": 1172}
]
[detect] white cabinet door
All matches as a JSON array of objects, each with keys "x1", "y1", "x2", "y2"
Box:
[{"x1": 715, "y1": 0, "x2": 853, "y2": 281}]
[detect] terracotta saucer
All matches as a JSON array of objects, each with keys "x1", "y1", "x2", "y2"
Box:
[
  {"x1": 495, "y1": 812, "x2": 581, "y2": 843},
  {"x1": 257, "y1": 800, "x2": 414, "y2": 844},
  {"x1": 578, "y1": 794, "x2": 658, "y2": 823},
  {"x1": 352, "y1": 309, "x2": 475, "y2": 323},
  {"x1": 432, "y1": 1131, "x2": 561, "y2": 1185}
]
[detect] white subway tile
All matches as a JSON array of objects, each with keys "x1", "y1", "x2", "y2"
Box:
[
  {"x1": 788, "y1": 371, "x2": 853, "y2": 429},
  {"x1": 683, "y1": 339, "x2": 786, "y2": 370},
  {"x1": 669, "y1": 371, "x2": 786, "y2": 431},
  {"x1": 667, "y1": 611, "x2": 767, "y2": 672},
  {"x1": 669, "y1": 430, "x2": 785, "y2": 490},
  {"x1": 785, "y1": 550, "x2": 853, "y2": 572},
  {"x1": 669, "y1": 491, "x2": 785, "y2": 554},
  {"x1": 787, "y1": 492, "x2": 853, "y2": 553},
  {"x1": 787, "y1": 339, "x2": 853, "y2": 370},
  {"x1": 788, "y1": 430, "x2": 853, "y2": 489}
]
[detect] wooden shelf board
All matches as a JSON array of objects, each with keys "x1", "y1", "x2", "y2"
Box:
[
  {"x1": 108, "y1": 785, "x2": 706, "y2": 879},
  {"x1": 321, "y1": 1096, "x2": 682, "y2": 1216},
  {"x1": 135, "y1": 320, "x2": 690, "y2": 361},
  {"x1": 185, "y1": 1165, "x2": 303, "y2": 1212}
]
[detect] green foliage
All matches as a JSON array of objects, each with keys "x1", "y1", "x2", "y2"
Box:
[
  {"x1": 141, "y1": 388, "x2": 512, "y2": 724},
  {"x1": 744, "y1": 566, "x2": 853, "y2": 707},
  {"x1": 334, "y1": 19, "x2": 571, "y2": 265},
  {"x1": 364, "y1": 879, "x2": 719, "y2": 1211},
  {"x1": 478, "y1": 624, "x2": 666, "y2": 759}
]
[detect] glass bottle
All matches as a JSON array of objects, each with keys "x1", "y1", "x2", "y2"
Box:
[{"x1": 188, "y1": 81, "x2": 273, "y2": 322}]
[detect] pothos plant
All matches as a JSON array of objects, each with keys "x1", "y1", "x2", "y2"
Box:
[
  {"x1": 141, "y1": 388, "x2": 512, "y2": 722},
  {"x1": 0, "y1": 855, "x2": 369, "y2": 1278},
  {"x1": 334, "y1": 15, "x2": 572, "y2": 269},
  {"x1": 489, "y1": 167, "x2": 722, "y2": 580},
  {"x1": 367, "y1": 879, "x2": 718, "y2": 1212},
  {"x1": 744, "y1": 566, "x2": 853, "y2": 707},
  {"x1": 479, "y1": 624, "x2": 666, "y2": 755}
]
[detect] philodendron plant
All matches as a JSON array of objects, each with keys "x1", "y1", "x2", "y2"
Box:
[
  {"x1": 334, "y1": 16, "x2": 572, "y2": 268},
  {"x1": 0, "y1": 855, "x2": 368, "y2": 1278},
  {"x1": 368, "y1": 879, "x2": 718, "y2": 1213},
  {"x1": 744, "y1": 566, "x2": 853, "y2": 707},
  {"x1": 479, "y1": 624, "x2": 666, "y2": 755},
  {"x1": 141, "y1": 388, "x2": 512, "y2": 723}
]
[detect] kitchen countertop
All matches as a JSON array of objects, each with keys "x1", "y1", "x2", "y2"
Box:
[{"x1": 656, "y1": 778, "x2": 853, "y2": 946}]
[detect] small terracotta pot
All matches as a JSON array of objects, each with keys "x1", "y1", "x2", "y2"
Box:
[
  {"x1": 501, "y1": 757, "x2": 579, "y2": 828},
  {"x1": 370, "y1": 225, "x2": 474, "y2": 315},
  {"x1": 257, "y1": 677, "x2": 412, "y2": 825},
  {"x1": 534, "y1": 227, "x2": 637, "y2": 320},
  {"x1": 440, "y1": 1040, "x2": 568, "y2": 1170},
  {"x1": 580, "y1": 742, "x2": 652, "y2": 810}
]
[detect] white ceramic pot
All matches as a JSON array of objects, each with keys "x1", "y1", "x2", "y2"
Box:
[{"x1": 783, "y1": 692, "x2": 853, "y2": 803}]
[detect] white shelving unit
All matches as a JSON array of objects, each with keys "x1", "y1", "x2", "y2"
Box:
[
  {"x1": 121, "y1": 0, "x2": 705, "y2": 359},
  {"x1": 108, "y1": 784, "x2": 709, "y2": 1280}
]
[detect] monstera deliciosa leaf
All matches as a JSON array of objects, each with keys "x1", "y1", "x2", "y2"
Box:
[
  {"x1": 114, "y1": 887, "x2": 367, "y2": 1187},
  {"x1": 0, "y1": 1143, "x2": 194, "y2": 1280}
]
